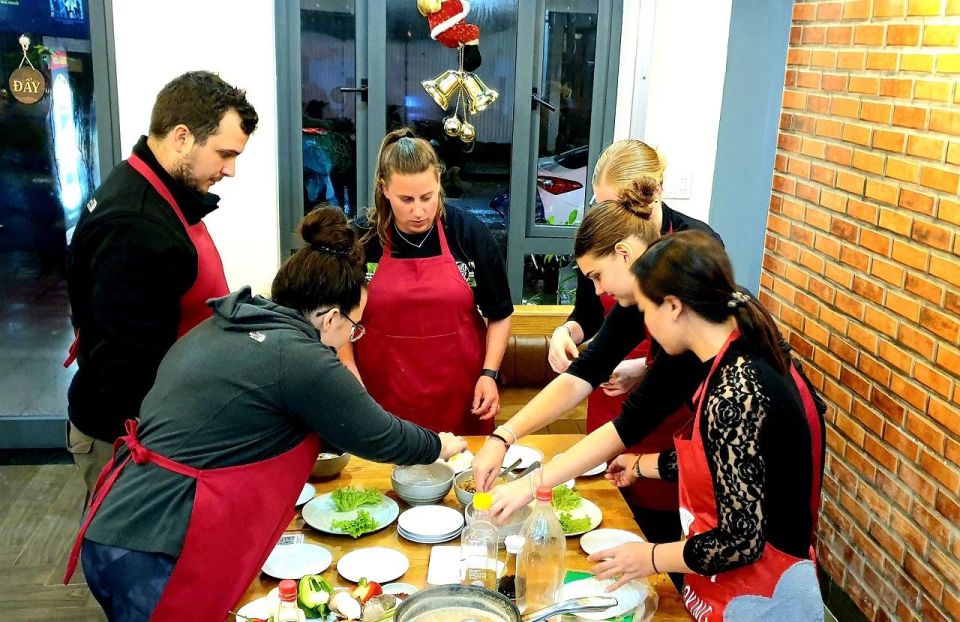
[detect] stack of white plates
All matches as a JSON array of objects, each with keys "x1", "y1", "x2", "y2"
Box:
[{"x1": 397, "y1": 505, "x2": 465, "y2": 544}]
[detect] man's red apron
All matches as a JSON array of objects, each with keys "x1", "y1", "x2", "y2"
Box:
[
  {"x1": 355, "y1": 222, "x2": 489, "y2": 435},
  {"x1": 674, "y1": 330, "x2": 824, "y2": 621},
  {"x1": 64, "y1": 153, "x2": 229, "y2": 366},
  {"x1": 64, "y1": 419, "x2": 321, "y2": 622}
]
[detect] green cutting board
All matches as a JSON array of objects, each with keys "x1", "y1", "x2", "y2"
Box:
[{"x1": 561, "y1": 570, "x2": 635, "y2": 622}]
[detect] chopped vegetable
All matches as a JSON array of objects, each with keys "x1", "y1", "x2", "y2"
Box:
[
  {"x1": 330, "y1": 590, "x2": 363, "y2": 620},
  {"x1": 297, "y1": 573, "x2": 333, "y2": 617},
  {"x1": 332, "y1": 486, "x2": 383, "y2": 512},
  {"x1": 332, "y1": 509, "x2": 379, "y2": 538},
  {"x1": 558, "y1": 511, "x2": 592, "y2": 534},
  {"x1": 552, "y1": 485, "x2": 581, "y2": 512},
  {"x1": 352, "y1": 577, "x2": 383, "y2": 603}
]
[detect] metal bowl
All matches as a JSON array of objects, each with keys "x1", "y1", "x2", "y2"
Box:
[
  {"x1": 311, "y1": 452, "x2": 351, "y2": 480},
  {"x1": 391, "y1": 462, "x2": 454, "y2": 506}
]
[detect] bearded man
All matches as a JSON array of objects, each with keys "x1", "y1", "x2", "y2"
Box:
[{"x1": 65, "y1": 71, "x2": 258, "y2": 493}]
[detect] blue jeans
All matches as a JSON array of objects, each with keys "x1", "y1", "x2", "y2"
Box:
[{"x1": 81, "y1": 539, "x2": 176, "y2": 622}]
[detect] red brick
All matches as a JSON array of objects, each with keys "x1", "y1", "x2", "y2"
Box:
[
  {"x1": 936, "y1": 53, "x2": 960, "y2": 73},
  {"x1": 805, "y1": 206, "x2": 831, "y2": 231},
  {"x1": 879, "y1": 339, "x2": 914, "y2": 372},
  {"x1": 901, "y1": 52, "x2": 935, "y2": 72},
  {"x1": 822, "y1": 305, "x2": 851, "y2": 333},
  {"x1": 835, "y1": 291, "x2": 866, "y2": 321},
  {"x1": 763, "y1": 251, "x2": 787, "y2": 276},
  {"x1": 898, "y1": 188, "x2": 936, "y2": 215},
  {"x1": 906, "y1": 134, "x2": 945, "y2": 160},
  {"x1": 797, "y1": 70, "x2": 822, "y2": 89},
  {"x1": 801, "y1": 137, "x2": 827, "y2": 159},
  {"x1": 899, "y1": 324, "x2": 937, "y2": 359},
  {"x1": 915, "y1": 361, "x2": 953, "y2": 398},
  {"x1": 905, "y1": 273, "x2": 943, "y2": 305},
  {"x1": 919, "y1": 165, "x2": 960, "y2": 193},
  {"x1": 859, "y1": 229, "x2": 892, "y2": 256},
  {"x1": 865, "y1": 306, "x2": 898, "y2": 338},
  {"x1": 892, "y1": 375, "x2": 929, "y2": 410},
  {"x1": 782, "y1": 90, "x2": 806, "y2": 110},
  {"x1": 878, "y1": 207, "x2": 912, "y2": 235},
  {"x1": 886, "y1": 289, "x2": 920, "y2": 321},
  {"x1": 840, "y1": 366, "x2": 872, "y2": 399},
  {"x1": 930, "y1": 254, "x2": 960, "y2": 287},
  {"x1": 828, "y1": 26, "x2": 855, "y2": 45},
  {"x1": 774, "y1": 153, "x2": 788, "y2": 173},
  {"x1": 806, "y1": 319, "x2": 830, "y2": 347},
  {"x1": 811, "y1": 164, "x2": 837, "y2": 187},
  {"x1": 915, "y1": 79, "x2": 953, "y2": 102},
  {"x1": 812, "y1": 51, "x2": 838, "y2": 69},
  {"x1": 853, "y1": 150, "x2": 885, "y2": 175},
  {"x1": 912, "y1": 219, "x2": 954, "y2": 251},
  {"x1": 874, "y1": 0, "x2": 907, "y2": 15},
  {"x1": 831, "y1": 217, "x2": 860, "y2": 243},
  {"x1": 923, "y1": 24, "x2": 960, "y2": 46},
  {"x1": 782, "y1": 198, "x2": 805, "y2": 220},
  {"x1": 865, "y1": 179, "x2": 899, "y2": 205},
  {"x1": 820, "y1": 190, "x2": 848, "y2": 214},
  {"x1": 855, "y1": 23, "x2": 886, "y2": 45},
  {"x1": 843, "y1": 122, "x2": 872, "y2": 146},
  {"x1": 832, "y1": 97, "x2": 861, "y2": 119},
  {"x1": 848, "y1": 322, "x2": 879, "y2": 353},
  {"x1": 891, "y1": 511, "x2": 930, "y2": 556},
  {"x1": 893, "y1": 241, "x2": 930, "y2": 271},
  {"x1": 849, "y1": 75, "x2": 880, "y2": 95},
  {"x1": 815, "y1": 348, "x2": 844, "y2": 379},
  {"x1": 797, "y1": 181, "x2": 821, "y2": 204},
  {"x1": 913, "y1": 494, "x2": 954, "y2": 548},
  {"x1": 920, "y1": 305, "x2": 960, "y2": 341},
  {"x1": 908, "y1": 0, "x2": 943, "y2": 14},
  {"x1": 816, "y1": 119, "x2": 843, "y2": 140},
  {"x1": 837, "y1": 170, "x2": 866, "y2": 195},
  {"x1": 791, "y1": 27, "x2": 802, "y2": 45},
  {"x1": 773, "y1": 174, "x2": 797, "y2": 195},
  {"x1": 787, "y1": 158, "x2": 811, "y2": 178},
  {"x1": 947, "y1": 291, "x2": 960, "y2": 315},
  {"x1": 928, "y1": 546, "x2": 960, "y2": 597},
  {"x1": 807, "y1": 93, "x2": 830, "y2": 114},
  {"x1": 866, "y1": 51, "x2": 899, "y2": 71},
  {"x1": 893, "y1": 105, "x2": 928, "y2": 129},
  {"x1": 819, "y1": 1, "x2": 844, "y2": 18},
  {"x1": 838, "y1": 50, "x2": 866, "y2": 70},
  {"x1": 778, "y1": 132, "x2": 802, "y2": 152},
  {"x1": 930, "y1": 108, "x2": 960, "y2": 135},
  {"x1": 808, "y1": 276, "x2": 836, "y2": 304},
  {"x1": 795, "y1": 290, "x2": 820, "y2": 316},
  {"x1": 787, "y1": 48, "x2": 810, "y2": 66},
  {"x1": 845, "y1": 0, "x2": 873, "y2": 18},
  {"x1": 928, "y1": 396, "x2": 960, "y2": 434},
  {"x1": 847, "y1": 198, "x2": 878, "y2": 223},
  {"x1": 802, "y1": 26, "x2": 827, "y2": 45},
  {"x1": 874, "y1": 130, "x2": 908, "y2": 154},
  {"x1": 884, "y1": 420, "x2": 919, "y2": 460},
  {"x1": 881, "y1": 78, "x2": 914, "y2": 98},
  {"x1": 860, "y1": 101, "x2": 892, "y2": 124},
  {"x1": 887, "y1": 23, "x2": 921, "y2": 45},
  {"x1": 835, "y1": 408, "x2": 865, "y2": 445},
  {"x1": 793, "y1": 2, "x2": 817, "y2": 19},
  {"x1": 826, "y1": 144, "x2": 854, "y2": 166},
  {"x1": 790, "y1": 224, "x2": 814, "y2": 248},
  {"x1": 885, "y1": 158, "x2": 917, "y2": 184},
  {"x1": 949, "y1": 141, "x2": 960, "y2": 165},
  {"x1": 935, "y1": 343, "x2": 960, "y2": 375}
]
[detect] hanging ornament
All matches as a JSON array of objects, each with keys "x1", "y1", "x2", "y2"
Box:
[
  {"x1": 9, "y1": 35, "x2": 46, "y2": 105},
  {"x1": 418, "y1": 1, "x2": 498, "y2": 145}
]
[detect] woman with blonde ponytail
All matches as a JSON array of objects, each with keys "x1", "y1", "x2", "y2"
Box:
[
  {"x1": 341, "y1": 129, "x2": 513, "y2": 436},
  {"x1": 474, "y1": 140, "x2": 722, "y2": 553}
]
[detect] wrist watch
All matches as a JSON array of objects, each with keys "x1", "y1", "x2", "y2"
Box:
[{"x1": 481, "y1": 368, "x2": 500, "y2": 381}]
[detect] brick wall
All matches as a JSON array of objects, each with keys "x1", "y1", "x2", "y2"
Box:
[{"x1": 762, "y1": 2, "x2": 960, "y2": 620}]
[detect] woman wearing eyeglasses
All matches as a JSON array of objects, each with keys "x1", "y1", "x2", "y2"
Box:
[
  {"x1": 339, "y1": 128, "x2": 513, "y2": 435},
  {"x1": 64, "y1": 206, "x2": 467, "y2": 622}
]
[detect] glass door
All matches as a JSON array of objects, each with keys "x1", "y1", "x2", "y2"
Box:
[{"x1": 0, "y1": 0, "x2": 106, "y2": 443}]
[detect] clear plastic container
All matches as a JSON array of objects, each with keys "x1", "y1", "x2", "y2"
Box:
[
  {"x1": 497, "y1": 534, "x2": 525, "y2": 599},
  {"x1": 515, "y1": 486, "x2": 566, "y2": 620},
  {"x1": 460, "y1": 491, "x2": 499, "y2": 589},
  {"x1": 277, "y1": 579, "x2": 300, "y2": 622}
]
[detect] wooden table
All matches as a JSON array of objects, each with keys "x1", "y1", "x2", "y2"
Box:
[{"x1": 233, "y1": 435, "x2": 690, "y2": 620}]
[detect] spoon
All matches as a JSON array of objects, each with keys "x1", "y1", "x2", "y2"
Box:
[
  {"x1": 497, "y1": 457, "x2": 522, "y2": 479},
  {"x1": 506, "y1": 460, "x2": 541, "y2": 482}
]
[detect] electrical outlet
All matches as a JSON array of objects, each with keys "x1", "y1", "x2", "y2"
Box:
[{"x1": 663, "y1": 169, "x2": 693, "y2": 199}]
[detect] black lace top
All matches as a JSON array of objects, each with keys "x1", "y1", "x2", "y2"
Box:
[{"x1": 655, "y1": 340, "x2": 822, "y2": 576}]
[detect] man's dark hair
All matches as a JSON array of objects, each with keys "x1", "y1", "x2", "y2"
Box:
[{"x1": 149, "y1": 71, "x2": 259, "y2": 144}]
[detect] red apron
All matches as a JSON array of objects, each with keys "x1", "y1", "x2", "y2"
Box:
[
  {"x1": 587, "y1": 294, "x2": 689, "y2": 512},
  {"x1": 675, "y1": 330, "x2": 824, "y2": 621},
  {"x1": 64, "y1": 153, "x2": 229, "y2": 366},
  {"x1": 64, "y1": 419, "x2": 321, "y2": 622},
  {"x1": 355, "y1": 223, "x2": 489, "y2": 435}
]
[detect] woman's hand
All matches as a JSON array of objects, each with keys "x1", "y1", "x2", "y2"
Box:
[
  {"x1": 548, "y1": 327, "x2": 579, "y2": 373},
  {"x1": 472, "y1": 376, "x2": 500, "y2": 420},
  {"x1": 438, "y1": 432, "x2": 468, "y2": 459},
  {"x1": 599, "y1": 358, "x2": 647, "y2": 396},
  {"x1": 472, "y1": 437, "x2": 508, "y2": 492},
  {"x1": 588, "y1": 542, "x2": 655, "y2": 591},
  {"x1": 488, "y1": 475, "x2": 535, "y2": 524},
  {"x1": 605, "y1": 453, "x2": 639, "y2": 488}
]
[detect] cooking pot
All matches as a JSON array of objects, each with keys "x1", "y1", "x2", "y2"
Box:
[{"x1": 393, "y1": 584, "x2": 617, "y2": 622}]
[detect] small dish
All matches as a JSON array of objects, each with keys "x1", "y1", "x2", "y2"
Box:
[
  {"x1": 381, "y1": 582, "x2": 418, "y2": 597},
  {"x1": 261, "y1": 542, "x2": 332, "y2": 580},
  {"x1": 579, "y1": 528, "x2": 644, "y2": 556},
  {"x1": 337, "y1": 547, "x2": 409, "y2": 583},
  {"x1": 296, "y1": 483, "x2": 316, "y2": 507}
]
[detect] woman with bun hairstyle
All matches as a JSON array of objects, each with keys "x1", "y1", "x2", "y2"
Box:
[
  {"x1": 64, "y1": 206, "x2": 468, "y2": 622},
  {"x1": 489, "y1": 232, "x2": 825, "y2": 621},
  {"x1": 340, "y1": 128, "x2": 513, "y2": 435}
]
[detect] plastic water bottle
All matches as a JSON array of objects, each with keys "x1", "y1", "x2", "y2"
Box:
[
  {"x1": 461, "y1": 491, "x2": 499, "y2": 589},
  {"x1": 515, "y1": 486, "x2": 566, "y2": 619}
]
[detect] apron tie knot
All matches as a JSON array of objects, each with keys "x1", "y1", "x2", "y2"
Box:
[{"x1": 121, "y1": 419, "x2": 150, "y2": 465}]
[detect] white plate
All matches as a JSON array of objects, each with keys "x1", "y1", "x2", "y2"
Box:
[
  {"x1": 579, "y1": 528, "x2": 645, "y2": 556},
  {"x1": 296, "y1": 483, "x2": 316, "y2": 506},
  {"x1": 302, "y1": 490, "x2": 399, "y2": 537},
  {"x1": 337, "y1": 547, "x2": 409, "y2": 583},
  {"x1": 398, "y1": 525, "x2": 462, "y2": 544},
  {"x1": 261, "y1": 542, "x2": 332, "y2": 580},
  {"x1": 444, "y1": 450, "x2": 474, "y2": 474},
  {"x1": 556, "y1": 497, "x2": 603, "y2": 536},
  {"x1": 561, "y1": 577, "x2": 646, "y2": 620},
  {"x1": 502, "y1": 444, "x2": 543, "y2": 470},
  {"x1": 398, "y1": 505, "x2": 465, "y2": 537}
]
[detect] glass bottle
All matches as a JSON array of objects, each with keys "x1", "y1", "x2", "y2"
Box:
[
  {"x1": 277, "y1": 579, "x2": 300, "y2": 622},
  {"x1": 516, "y1": 486, "x2": 566, "y2": 619},
  {"x1": 461, "y1": 491, "x2": 499, "y2": 589},
  {"x1": 497, "y1": 534, "x2": 525, "y2": 599}
]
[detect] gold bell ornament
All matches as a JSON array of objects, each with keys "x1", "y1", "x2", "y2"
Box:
[{"x1": 421, "y1": 46, "x2": 497, "y2": 144}]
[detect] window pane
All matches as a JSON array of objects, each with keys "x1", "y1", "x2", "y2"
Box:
[{"x1": 522, "y1": 253, "x2": 577, "y2": 305}]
